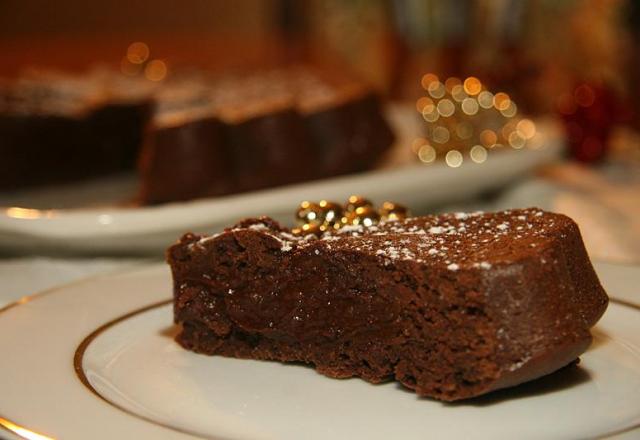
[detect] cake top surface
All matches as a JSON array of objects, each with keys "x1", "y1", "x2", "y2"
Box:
[
  {"x1": 0, "y1": 69, "x2": 155, "y2": 116},
  {"x1": 189, "y1": 208, "x2": 572, "y2": 271},
  {"x1": 1, "y1": 65, "x2": 369, "y2": 122},
  {"x1": 154, "y1": 65, "x2": 369, "y2": 127}
]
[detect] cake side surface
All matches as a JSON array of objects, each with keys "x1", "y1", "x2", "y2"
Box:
[
  {"x1": 139, "y1": 67, "x2": 394, "y2": 204},
  {"x1": 167, "y1": 209, "x2": 608, "y2": 401}
]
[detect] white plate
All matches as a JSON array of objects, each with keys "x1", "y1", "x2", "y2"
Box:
[
  {"x1": 0, "y1": 264, "x2": 639, "y2": 440},
  {"x1": 0, "y1": 114, "x2": 563, "y2": 255}
]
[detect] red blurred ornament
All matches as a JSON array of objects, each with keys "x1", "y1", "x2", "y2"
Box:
[{"x1": 556, "y1": 82, "x2": 628, "y2": 163}]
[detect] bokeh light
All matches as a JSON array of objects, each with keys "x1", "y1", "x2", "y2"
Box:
[
  {"x1": 461, "y1": 98, "x2": 479, "y2": 115},
  {"x1": 516, "y1": 119, "x2": 536, "y2": 139},
  {"x1": 463, "y1": 77, "x2": 482, "y2": 95},
  {"x1": 145, "y1": 59, "x2": 168, "y2": 81},
  {"x1": 421, "y1": 73, "x2": 439, "y2": 90},
  {"x1": 126, "y1": 42, "x2": 150, "y2": 64},
  {"x1": 444, "y1": 77, "x2": 462, "y2": 93},
  {"x1": 418, "y1": 144, "x2": 437, "y2": 163},
  {"x1": 477, "y1": 91, "x2": 494, "y2": 109},
  {"x1": 493, "y1": 92, "x2": 511, "y2": 111},
  {"x1": 416, "y1": 96, "x2": 433, "y2": 112},
  {"x1": 574, "y1": 84, "x2": 596, "y2": 107},
  {"x1": 414, "y1": 73, "x2": 534, "y2": 166},
  {"x1": 470, "y1": 145, "x2": 488, "y2": 163},
  {"x1": 427, "y1": 81, "x2": 446, "y2": 99},
  {"x1": 445, "y1": 150, "x2": 463, "y2": 167},
  {"x1": 432, "y1": 126, "x2": 450, "y2": 144},
  {"x1": 437, "y1": 99, "x2": 455, "y2": 117},
  {"x1": 480, "y1": 129, "x2": 497, "y2": 147}
]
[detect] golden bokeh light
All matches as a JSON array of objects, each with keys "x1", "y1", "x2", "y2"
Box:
[
  {"x1": 416, "y1": 96, "x2": 433, "y2": 112},
  {"x1": 463, "y1": 77, "x2": 482, "y2": 95},
  {"x1": 500, "y1": 101, "x2": 517, "y2": 118},
  {"x1": 461, "y1": 97, "x2": 479, "y2": 115},
  {"x1": 508, "y1": 131, "x2": 526, "y2": 149},
  {"x1": 418, "y1": 144, "x2": 437, "y2": 163},
  {"x1": 501, "y1": 120, "x2": 517, "y2": 139},
  {"x1": 480, "y1": 129, "x2": 497, "y2": 147},
  {"x1": 414, "y1": 73, "x2": 529, "y2": 166},
  {"x1": 445, "y1": 150, "x2": 463, "y2": 167},
  {"x1": 437, "y1": 99, "x2": 455, "y2": 117},
  {"x1": 470, "y1": 145, "x2": 488, "y2": 163},
  {"x1": 516, "y1": 119, "x2": 537, "y2": 139},
  {"x1": 444, "y1": 77, "x2": 462, "y2": 93},
  {"x1": 126, "y1": 42, "x2": 150, "y2": 64},
  {"x1": 422, "y1": 104, "x2": 439, "y2": 122},
  {"x1": 455, "y1": 121, "x2": 473, "y2": 139},
  {"x1": 451, "y1": 85, "x2": 467, "y2": 102},
  {"x1": 493, "y1": 92, "x2": 511, "y2": 111},
  {"x1": 427, "y1": 81, "x2": 446, "y2": 99},
  {"x1": 145, "y1": 59, "x2": 168, "y2": 81},
  {"x1": 421, "y1": 73, "x2": 439, "y2": 90},
  {"x1": 432, "y1": 126, "x2": 450, "y2": 144},
  {"x1": 477, "y1": 91, "x2": 494, "y2": 109}
]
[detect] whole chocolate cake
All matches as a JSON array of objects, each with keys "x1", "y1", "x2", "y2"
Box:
[
  {"x1": 139, "y1": 67, "x2": 394, "y2": 204},
  {"x1": 167, "y1": 208, "x2": 608, "y2": 401},
  {"x1": 0, "y1": 67, "x2": 394, "y2": 204},
  {"x1": 0, "y1": 72, "x2": 153, "y2": 191}
]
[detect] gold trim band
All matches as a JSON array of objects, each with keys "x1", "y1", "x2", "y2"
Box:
[
  {"x1": 0, "y1": 416, "x2": 55, "y2": 440},
  {"x1": 73, "y1": 299, "x2": 212, "y2": 439},
  {"x1": 0, "y1": 266, "x2": 639, "y2": 439}
]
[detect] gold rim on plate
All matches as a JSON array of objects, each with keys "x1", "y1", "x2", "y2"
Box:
[{"x1": 0, "y1": 267, "x2": 639, "y2": 439}]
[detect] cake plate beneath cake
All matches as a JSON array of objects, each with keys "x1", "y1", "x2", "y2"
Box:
[
  {"x1": 0, "y1": 264, "x2": 639, "y2": 440},
  {"x1": 0, "y1": 116, "x2": 563, "y2": 255}
]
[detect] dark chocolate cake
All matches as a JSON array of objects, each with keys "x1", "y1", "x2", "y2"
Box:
[
  {"x1": 0, "y1": 72, "x2": 153, "y2": 191},
  {"x1": 0, "y1": 67, "x2": 394, "y2": 204},
  {"x1": 167, "y1": 208, "x2": 608, "y2": 401},
  {"x1": 139, "y1": 67, "x2": 394, "y2": 204}
]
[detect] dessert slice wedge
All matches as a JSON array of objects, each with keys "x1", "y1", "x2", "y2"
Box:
[{"x1": 167, "y1": 208, "x2": 608, "y2": 401}]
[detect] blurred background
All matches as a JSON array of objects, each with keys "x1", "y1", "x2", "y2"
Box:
[
  {"x1": 1, "y1": 0, "x2": 639, "y2": 296},
  {"x1": 2, "y1": 0, "x2": 640, "y2": 128}
]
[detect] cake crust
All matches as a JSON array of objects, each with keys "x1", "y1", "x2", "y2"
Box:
[{"x1": 167, "y1": 209, "x2": 608, "y2": 401}]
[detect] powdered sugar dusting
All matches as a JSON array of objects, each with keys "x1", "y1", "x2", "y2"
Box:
[{"x1": 186, "y1": 208, "x2": 557, "y2": 270}]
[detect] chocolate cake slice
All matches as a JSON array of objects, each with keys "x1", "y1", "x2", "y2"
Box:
[{"x1": 168, "y1": 208, "x2": 607, "y2": 401}]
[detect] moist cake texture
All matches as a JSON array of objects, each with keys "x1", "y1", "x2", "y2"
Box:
[{"x1": 167, "y1": 208, "x2": 608, "y2": 401}]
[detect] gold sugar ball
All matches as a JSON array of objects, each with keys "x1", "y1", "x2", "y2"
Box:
[
  {"x1": 295, "y1": 201, "x2": 322, "y2": 226},
  {"x1": 343, "y1": 206, "x2": 380, "y2": 227},
  {"x1": 379, "y1": 201, "x2": 409, "y2": 221},
  {"x1": 292, "y1": 222, "x2": 324, "y2": 236},
  {"x1": 345, "y1": 195, "x2": 373, "y2": 213},
  {"x1": 318, "y1": 200, "x2": 343, "y2": 227}
]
